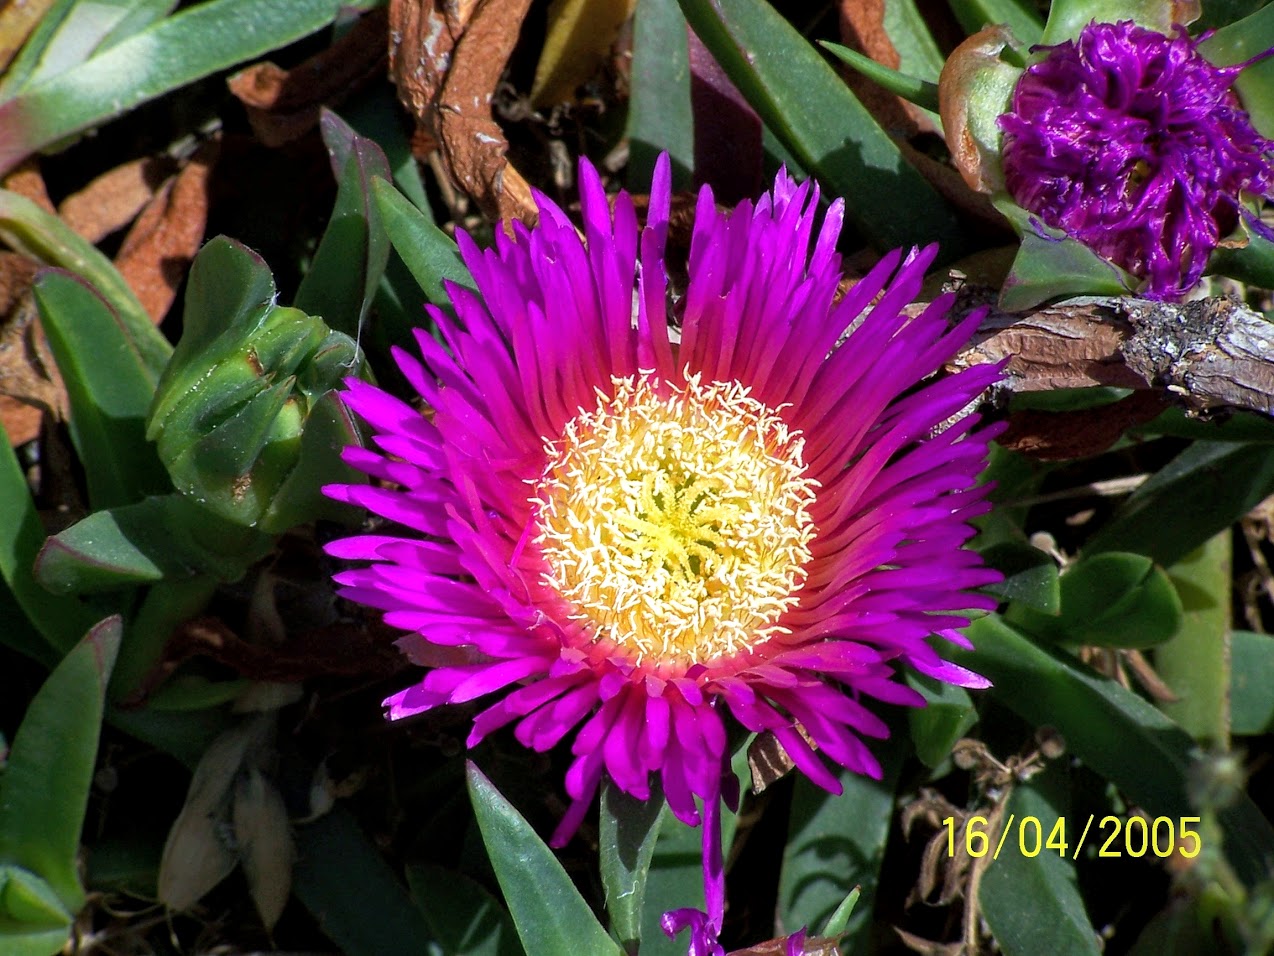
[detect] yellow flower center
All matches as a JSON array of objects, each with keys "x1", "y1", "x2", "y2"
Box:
[{"x1": 532, "y1": 372, "x2": 818, "y2": 667}]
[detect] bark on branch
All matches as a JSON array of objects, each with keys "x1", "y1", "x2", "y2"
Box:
[{"x1": 945, "y1": 295, "x2": 1274, "y2": 418}]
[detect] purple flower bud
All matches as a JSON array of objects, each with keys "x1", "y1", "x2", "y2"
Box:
[{"x1": 999, "y1": 20, "x2": 1274, "y2": 300}]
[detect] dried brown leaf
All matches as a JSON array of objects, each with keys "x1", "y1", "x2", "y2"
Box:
[
  {"x1": 227, "y1": 8, "x2": 388, "y2": 147},
  {"x1": 114, "y1": 140, "x2": 218, "y2": 324},
  {"x1": 1, "y1": 396, "x2": 39, "y2": 445},
  {"x1": 389, "y1": 0, "x2": 538, "y2": 224},
  {"x1": 233, "y1": 768, "x2": 295, "y2": 931},
  {"x1": 58, "y1": 157, "x2": 172, "y2": 244},
  {"x1": 1, "y1": 161, "x2": 55, "y2": 214},
  {"x1": 532, "y1": 0, "x2": 636, "y2": 107},
  {"x1": 0, "y1": 254, "x2": 66, "y2": 446},
  {"x1": 158, "y1": 720, "x2": 268, "y2": 910},
  {"x1": 0, "y1": 0, "x2": 58, "y2": 73}
]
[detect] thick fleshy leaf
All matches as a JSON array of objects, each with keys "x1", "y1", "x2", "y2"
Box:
[
  {"x1": 994, "y1": 197, "x2": 1134, "y2": 310},
  {"x1": 1231, "y1": 630, "x2": 1274, "y2": 735},
  {"x1": 34, "y1": 270, "x2": 166, "y2": 510},
  {"x1": 819, "y1": 888, "x2": 861, "y2": 938},
  {"x1": 907, "y1": 674, "x2": 978, "y2": 768},
  {"x1": 778, "y1": 733, "x2": 907, "y2": 950},
  {"x1": 981, "y1": 541, "x2": 1060, "y2": 613},
  {"x1": 1008, "y1": 552, "x2": 1182, "y2": 649},
  {"x1": 110, "y1": 575, "x2": 219, "y2": 702},
  {"x1": 407, "y1": 863, "x2": 524, "y2": 956},
  {"x1": 1201, "y1": 3, "x2": 1274, "y2": 137},
  {"x1": 0, "y1": 0, "x2": 74, "y2": 98},
  {"x1": 1039, "y1": 0, "x2": 1199, "y2": 47},
  {"x1": 0, "y1": 438, "x2": 98, "y2": 659},
  {"x1": 820, "y1": 41, "x2": 939, "y2": 112},
  {"x1": 0, "y1": 616, "x2": 120, "y2": 911},
  {"x1": 372, "y1": 177, "x2": 476, "y2": 307},
  {"x1": 677, "y1": 0, "x2": 972, "y2": 254},
  {"x1": 599, "y1": 779, "x2": 666, "y2": 952},
  {"x1": 0, "y1": 866, "x2": 73, "y2": 956},
  {"x1": 466, "y1": 763, "x2": 623, "y2": 956},
  {"x1": 627, "y1": 0, "x2": 693, "y2": 189},
  {"x1": 948, "y1": 0, "x2": 1043, "y2": 47},
  {"x1": 292, "y1": 808, "x2": 439, "y2": 956},
  {"x1": 294, "y1": 110, "x2": 392, "y2": 338},
  {"x1": 955, "y1": 615, "x2": 1274, "y2": 889},
  {"x1": 35, "y1": 494, "x2": 274, "y2": 593},
  {"x1": 883, "y1": 0, "x2": 945, "y2": 82},
  {"x1": 0, "y1": 189, "x2": 169, "y2": 375},
  {"x1": 1158, "y1": 532, "x2": 1231, "y2": 745},
  {"x1": 1209, "y1": 223, "x2": 1274, "y2": 286},
  {"x1": 0, "y1": 0, "x2": 343, "y2": 175},
  {"x1": 9, "y1": 0, "x2": 176, "y2": 92},
  {"x1": 979, "y1": 779, "x2": 1101, "y2": 955},
  {"x1": 1083, "y1": 441, "x2": 1274, "y2": 567}
]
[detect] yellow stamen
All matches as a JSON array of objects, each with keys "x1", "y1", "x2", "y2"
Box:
[{"x1": 531, "y1": 371, "x2": 817, "y2": 667}]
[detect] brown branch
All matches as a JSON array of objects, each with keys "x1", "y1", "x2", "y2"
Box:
[{"x1": 945, "y1": 295, "x2": 1274, "y2": 418}]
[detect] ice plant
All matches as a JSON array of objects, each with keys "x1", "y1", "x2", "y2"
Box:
[
  {"x1": 998, "y1": 20, "x2": 1274, "y2": 300},
  {"x1": 323, "y1": 155, "x2": 1002, "y2": 950}
]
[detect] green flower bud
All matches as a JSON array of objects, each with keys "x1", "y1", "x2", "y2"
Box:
[{"x1": 147, "y1": 238, "x2": 364, "y2": 533}]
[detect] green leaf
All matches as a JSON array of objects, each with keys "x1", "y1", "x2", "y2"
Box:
[
  {"x1": 1131, "y1": 406, "x2": 1274, "y2": 444},
  {"x1": 0, "y1": 865, "x2": 73, "y2": 927},
  {"x1": 955, "y1": 614, "x2": 1274, "y2": 888},
  {"x1": 110, "y1": 575, "x2": 219, "y2": 702},
  {"x1": 1231, "y1": 630, "x2": 1274, "y2": 735},
  {"x1": 819, "y1": 41, "x2": 939, "y2": 112},
  {"x1": 1158, "y1": 532, "x2": 1232, "y2": 746},
  {"x1": 979, "y1": 782, "x2": 1101, "y2": 956},
  {"x1": 35, "y1": 495, "x2": 274, "y2": 593},
  {"x1": 0, "y1": 0, "x2": 77, "y2": 99},
  {"x1": 0, "y1": 438, "x2": 98, "y2": 657},
  {"x1": 466, "y1": 763, "x2": 623, "y2": 956},
  {"x1": 819, "y1": 887, "x2": 861, "y2": 938},
  {"x1": 0, "y1": 0, "x2": 343, "y2": 176},
  {"x1": 981, "y1": 541, "x2": 1061, "y2": 613},
  {"x1": 677, "y1": 0, "x2": 972, "y2": 254},
  {"x1": 994, "y1": 196, "x2": 1133, "y2": 310},
  {"x1": 907, "y1": 673, "x2": 978, "y2": 768},
  {"x1": 17, "y1": 0, "x2": 178, "y2": 89},
  {"x1": 948, "y1": 0, "x2": 1043, "y2": 47},
  {"x1": 628, "y1": 0, "x2": 693, "y2": 189},
  {"x1": 0, "y1": 616, "x2": 120, "y2": 911},
  {"x1": 1083, "y1": 441, "x2": 1274, "y2": 567},
  {"x1": 0, "y1": 866, "x2": 73, "y2": 956},
  {"x1": 1039, "y1": 0, "x2": 1189, "y2": 47},
  {"x1": 1008, "y1": 552, "x2": 1183, "y2": 649},
  {"x1": 882, "y1": 0, "x2": 945, "y2": 83},
  {"x1": 0, "y1": 189, "x2": 169, "y2": 375},
  {"x1": 292, "y1": 807, "x2": 440, "y2": 956},
  {"x1": 407, "y1": 863, "x2": 524, "y2": 956},
  {"x1": 294, "y1": 110, "x2": 392, "y2": 338},
  {"x1": 1203, "y1": 3, "x2": 1274, "y2": 138},
  {"x1": 338, "y1": 86, "x2": 432, "y2": 212},
  {"x1": 599, "y1": 780, "x2": 666, "y2": 952},
  {"x1": 778, "y1": 734, "x2": 907, "y2": 951},
  {"x1": 372, "y1": 177, "x2": 476, "y2": 306},
  {"x1": 1209, "y1": 225, "x2": 1274, "y2": 287},
  {"x1": 34, "y1": 270, "x2": 166, "y2": 510}
]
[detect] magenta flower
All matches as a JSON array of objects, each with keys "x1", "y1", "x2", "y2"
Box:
[
  {"x1": 998, "y1": 20, "x2": 1274, "y2": 300},
  {"x1": 323, "y1": 155, "x2": 1001, "y2": 944}
]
